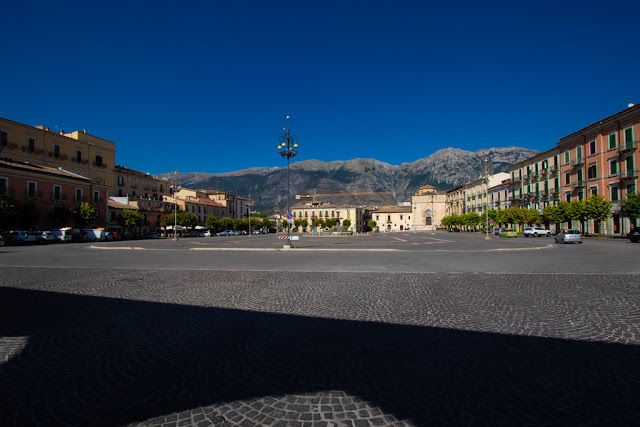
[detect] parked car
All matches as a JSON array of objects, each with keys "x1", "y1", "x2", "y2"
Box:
[
  {"x1": 627, "y1": 227, "x2": 640, "y2": 243},
  {"x1": 141, "y1": 232, "x2": 161, "y2": 239},
  {"x1": 70, "y1": 232, "x2": 85, "y2": 243},
  {"x1": 493, "y1": 227, "x2": 502, "y2": 235},
  {"x1": 523, "y1": 227, "x2": 551, "y2": 237},
  {"x1": 29, "y1": 231, "x2": 56, "y2": 244},
  {"x1": 49, "y1": 229, "x2": 72, "y2": 243},
  {"x1": 499, "y1": 228, "x2": 518, "y2": 238},
  {"x1": 217, "y1": 230, "x2": 238, "y2": 236},
  {"x1": 200, "y1": 231, "x2": 212, "y2": 237},
  {"x1": 555, "y1": 229, "x2": 582, "y2": 244},
  {"x1": 0, "y1": 234, "x2": 5, "y2": 246},
  {"x1": 448, "y1": 227, "x2": 461, "y2": 232},
  {"x1": 5, "y1": 231, "x2": 36, "y2": 245}
]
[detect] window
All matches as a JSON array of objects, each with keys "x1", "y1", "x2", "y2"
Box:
[
  {"x1": 118, "y1": 176, "x2": 124, "y2": 185},
  {"x1": 27, "y1": 181, "x2": 37, "y2": 198},
  {"x1": 95, "y1": 155, "x2": 103, "y2": 167},
  {"x1": 144, "y1": 181, "x2": 148, "y2": 190},
  {"x1": 589, "y1": 140, "x2": 596, "y2": 155},
  {"x1": 588, "y1": 163, "x2": 597, "y2": 179},
  {"x1": 152, "y1": 183, "x2": 157, "y2": 191},
  {"x1": 565, "y1": 192, "x2": 571, "y2": 202},
  {"x1": 577, "y1": 169, "x2": 583, "y2": 183},
  {"x1": 76, "y1": 188, "x2": 83, "y2": 202},
  {"x1": 54, "y1": 144, "x2": 60, "y2": 157},
  {"x1": 0, "y1": 177, "x2": 7, "y2": 195},
  {"x1": 628, "y1": 184, "x2": 636, "y2": 194},
  {"x1": 387, "y1": 215, "x2": 391, "y2": 222},
  {"x1": 132, "y1": 179, "x2": 137, "y2": 188},
  {"x1": 28, "y1": 138, "x2": 35, "y2": 152},
  {"x1": 565, "y1": 172, "x2": 571, "y2": 185},
  {"x1": 160, "y1": 184, "x2": 164, "y2": 192},
  {"x1": 400, "y1": 215, "x2": 403, "y2": 220},
  {"x1": 118, "y1": 189, "x2": 123, "y2": 197},
  {"x1": 93, "y1": 190, "x2": 100, "y2": 204},
  {"x1": 610, "y1": 159, "x2": 618, "y2": 175},
  {"x1": 376, "y1": 215, "x2": 379, "y2": 221},
  {"x1": 0, "y1": 130, "x2": 7, "y2": 146},
  {"x1": 611, "y1": 186, "x2": 619, "y2": 201},
  {"x1": 304, "y1": 211, "x2": 307, "y2": 217},
  {"x1": 53, "y1": 185, "x2": 62, "y2": 201},
  {"x1": 590, "y1": 186, "x2": 598, "y2": 197},
  {"x1": 609, "y1": 132, "x2": 617, "y2": 149},
  {"x1": 76, "y1": 150, "x2": 82, "y2": 162},
  {"x1": 578, "y1": 191, "x2": 584, "y2": 201},
  {"x1": 564, "y1": 151, "x2": 570, "y2": 164},
  {"x1": 624, "y1": 127, "x2": 633, "y2": 148},
  {"x1": 576, "y1": 145, "x2": 582, "y2": 159}
]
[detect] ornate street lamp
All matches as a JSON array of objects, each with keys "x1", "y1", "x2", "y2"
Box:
[
  {"x1": 480, "y1": 157, "x2": 492, "y2": 240},
  {"x1": 277, "y1": 115, "x2": 299, "y2": 246}
]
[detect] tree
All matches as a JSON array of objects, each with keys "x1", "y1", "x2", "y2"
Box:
[
  {"x1": 50, "y1": 203, "x2": 72, "y2": 228},
  {"x1": 19, "y1": 201, "x2": 41, "y2": 230},
  {"x1": 178, "y1": 212, "x2": 198, "y2": 229},
  {"x1": 585, "y1": 195, "x2": 613, "y2": 233},
  {"x1": 293, "y1": 218, "x2": 304, "y2": 229},
  {"x1": 342, "y1": 219, "x2": 352, "y2": 230},
  {"x1": 463, "y1": 212, "x2": 481, "y2": 230},
  {"x1": 159, "y1": 213, "x2": 176, "y2": 229},
  {"x1": 205, "y1": 215, "x2": 218, "y2": 231},
  {"x1": 261, "y1": 218, "x2": 272, "y2": 230},
  {"x1": 117, "y1": 209, "x2": 142, "y2": 230},
  {"x1": 524, "y1": 208, "x2": 541, "y2": 226},
  {"x1": 324, "y1": 218, "x2": 337, "y2": 228},
  {"x1": 219, "y1": 217, "x2": 233, "y2": 230},
  {"x1": 621, "y1": 192, "x2": 640, "y2": 227},
  {"x1": 568, "y1": 200, "x2": 588, "y2": 232},
  {"x1": 312, "y1": 218, "x2": 324, "y2": 228},
  {"x1": 0, "y1": 196, "x2": 20, "y2": 231},
  {"x1": 73, "y1": 202, "x2": 98, "y2": 229},
  {"x1": 300, "y1": 219, "x2": 308, "y2": 229}
]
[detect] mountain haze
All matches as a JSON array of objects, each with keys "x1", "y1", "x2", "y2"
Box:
[{"x1": 157, "y1": 147, "x2": 538, "y2": 212}]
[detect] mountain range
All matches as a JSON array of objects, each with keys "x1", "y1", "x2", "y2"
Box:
[{"x1": 156, "y1": 147, "x2": 539, "y2": 212}]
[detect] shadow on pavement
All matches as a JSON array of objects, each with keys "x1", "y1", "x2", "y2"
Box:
[{"x1": 0, "y1": 287, "x2": 638, "y2": 425}]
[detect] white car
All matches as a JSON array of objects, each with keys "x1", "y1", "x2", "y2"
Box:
[{"x1": 523, "y1": 227, "x2": 551, "y2": 237}]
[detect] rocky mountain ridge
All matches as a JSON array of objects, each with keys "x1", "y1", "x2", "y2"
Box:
[{"x1": 157, "y1": 147, "x2": 539, "y2": 212}]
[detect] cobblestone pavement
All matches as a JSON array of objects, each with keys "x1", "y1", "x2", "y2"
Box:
[{"x1": 1, "y1": 267, "x2": 639, "y2": 426}]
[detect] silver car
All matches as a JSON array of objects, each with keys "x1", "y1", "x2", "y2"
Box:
[{"x1": 555, "y1": 229, "x2": 582, "y2": 244}]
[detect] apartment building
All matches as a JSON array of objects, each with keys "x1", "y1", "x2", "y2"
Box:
[
  {"x1": 445, "y1": 185, "x2": 465, "y2": 216},
  {"x1": 558, "y1": 103, "x2": 639, "y2": 234},
  {"x1": 0, "y1": 117, "x2": 116, "y2": 188},
  {"x1": 113, "y1": 165, "x2": 171, "y2": 200},
  {"x1": 108, "y1": 196, "x2": 175, "y2": 234},
  {"x1": 202, "y1": 190, "x2": 250, "y2": 219},
  {"x1": 489, "y1": 179, "x2": 511, "y2": 211},
  {"x1": 463, "y1": 173, "x2": 510, "y2": 215},
  {"x1": 291, "y1": 202, "x2": 365, "y2": 233},
  {"x1": 509, "y1": 148, "x2": 561, "y2": 210},
  {"x1": 170, "y1": 188, "x2": 228, "y2": 224},
  {"x1": 1, "y1": 157, "x2": 108, "y2": 230},
  {"x1": 371, "y1": 206, "x2": 413, "y2": 231}
]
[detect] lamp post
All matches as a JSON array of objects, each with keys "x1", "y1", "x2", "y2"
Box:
[
  {"x1": 481, "y1": 157, "x2": 492, "y2": 240},
  {"x1": 173, "y1": 170, "x2": 178, "y2": 241},
  {"x1": 248, "y1": 194, "x2": 251, "y2": 236},
  {"x1": 277, "y1": 115, "x2": 299, "y2": 247}
]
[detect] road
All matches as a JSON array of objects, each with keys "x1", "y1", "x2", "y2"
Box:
[{"x1": 1, "y1": 231, "x2": 639, "y2": 425}]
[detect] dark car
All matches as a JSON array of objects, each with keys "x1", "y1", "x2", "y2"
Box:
[
  {"x1": 628, "y1": 227, "x2": 640, "y2": 243},
  {"x1": 448, "y1": 227, "x2": 461, "y2": 232},
  {"x1": 70, "y1": 232, "x2": 85, "y2": 243},
  {"x1": 0, "y1": 234, "x2": 5, "y2": 246}
]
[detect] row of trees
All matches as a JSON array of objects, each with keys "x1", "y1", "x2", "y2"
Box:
[
  {"x1": 0, "y1": 197, "x2": 100, "y2": 231},
  {"x1": 441, "y1": 193, "x2": 640, "y2": 232},
  {"x1": 292, "y1": 218, "x2": 350, "y2": 230},
  {"x1": 155, "y1": 211, "x2": 272, "y2": 232}
]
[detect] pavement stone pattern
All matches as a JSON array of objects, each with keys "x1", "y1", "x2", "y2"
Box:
[{"x1": 0, "y1": 267, "x2": 639, "y2": 426}]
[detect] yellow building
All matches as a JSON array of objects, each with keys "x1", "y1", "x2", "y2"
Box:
[{"x1": 0, "y1": 117, "x2": 116, "y2": 189}]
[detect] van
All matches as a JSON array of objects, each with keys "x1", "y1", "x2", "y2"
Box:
[
  {"x1": 49, "y1": 228, "x2": 72, "y2": 243},
  {"x1": 81, "y1": 229, "x2": 105, "y2": 242}
]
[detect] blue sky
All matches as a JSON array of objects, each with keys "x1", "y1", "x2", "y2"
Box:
[{"x1": 2, "y1": 1, "x2": 639, "y2": 175}]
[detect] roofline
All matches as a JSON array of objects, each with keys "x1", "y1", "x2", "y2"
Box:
[{"x1": 559, "y1": 103, "x2": 640, "y2": 143}]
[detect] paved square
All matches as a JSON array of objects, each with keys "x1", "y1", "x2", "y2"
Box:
[{"x1": 1, "y1": 265, "x2": 639, "y2": 425}]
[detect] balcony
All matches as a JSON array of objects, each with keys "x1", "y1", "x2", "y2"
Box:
[
  {"x1": 511, "y1": 175, "x2": 522, "y2": 183},
  {"x1": 21, "y1": 146, "x2": 44, "y2": 155},
  {"x1": 570, "y1": 181, "x2": 585, "y2": 188},
  {"x1": 72, "y1": 158, "x2": 89, "y2": 165},
  {"x1": 570, "y1": 157, "x2": 585, "y2": 166},
  {"x1": 619, "y1": 170, "x2": 638, "y2": 181},
  {"x1": 48, "y1": 151, "x2": 68, "y2": 160},
  {"x1": 25, "y1": 190, "x2": 44, "y2": 199},
  {"x1": 50, "y1": 193, "x2": 69, "y2": 201},
  {"x1": 618, "y1": 140, "x2": 637, "y2": 153}
]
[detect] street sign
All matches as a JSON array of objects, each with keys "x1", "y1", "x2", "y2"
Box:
[
  {"x1": 489, "y1": 219, "x2": 494, "y2": 225},
  {"x1": 286, "y1": 213, "x2": 293, "y2": 219}
]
